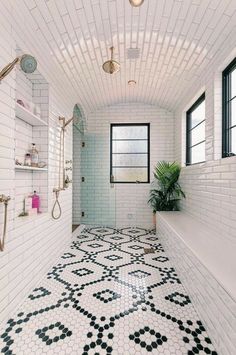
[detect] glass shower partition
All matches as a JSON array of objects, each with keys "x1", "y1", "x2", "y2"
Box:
[{"x1": 80, "y1": 131, "x2": 116, "y2": 227}]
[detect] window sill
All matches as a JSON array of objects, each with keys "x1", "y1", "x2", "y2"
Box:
[
  {"x1": 185, "y1": 161, "x2": 206, "y2": 167},
  {"x1": 111, "y1": 181, "x2": 150, "y2": 184}
]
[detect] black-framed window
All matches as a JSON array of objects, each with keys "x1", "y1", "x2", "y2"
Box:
[
  {"x1": 222, "y1": 58, "x2": 236, "y2": 157},
  {"x1": 110, "y1": 123, "x2": 150, "y2": 183},
  {"x1": 186, "y1": 93, "x2": 206, "y2": 165}
]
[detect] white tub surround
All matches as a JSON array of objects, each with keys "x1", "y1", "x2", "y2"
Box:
[{"x1": 157, "y1": 211, "x2": 236, "y2": 355}]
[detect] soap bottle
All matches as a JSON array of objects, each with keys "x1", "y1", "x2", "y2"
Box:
[
  {"x1": 24, "y1": 153, "x2": 31, "y2": 166},
  {"x1": 31, "y1": 191, "x2": 40, "y2": 213},
  {"x1": 30, "y1": 143, "x2": 39, "y2": 167}
]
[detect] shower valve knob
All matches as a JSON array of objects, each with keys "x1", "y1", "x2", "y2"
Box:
[{"x1": 0, "y1": 195, "x2": 11, "y2": 203}]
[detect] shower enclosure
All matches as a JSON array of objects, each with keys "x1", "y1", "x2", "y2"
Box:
[
  {"x1": 73, "y1": 127, "x2": 116, "y2": 227},
  {"x1": 72, "y1": 122, "x2": 147, "y2": 228}
]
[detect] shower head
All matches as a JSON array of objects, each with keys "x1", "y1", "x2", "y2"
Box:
[
  {"x1": 62, "y1": 104, "x2": 83, "y2": 128},
  {"x1": 20, "y1": 54, "x2": 37, "y2": 74},
  {"x1": 0, "y1": 54, "x2": 37, "y2": 82},
  {"x1": 102, "y1": 47, "x2": 120, "y2": 75},
  {"x1": 129, "y1": 0, "x2": 144, "y2": 6}
]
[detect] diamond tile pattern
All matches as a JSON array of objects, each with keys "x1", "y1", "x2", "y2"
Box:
[{"x1": 0, "y1": 227, "x2": 218, "y2": 354}]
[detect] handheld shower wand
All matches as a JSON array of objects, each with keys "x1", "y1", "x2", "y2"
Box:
[{"x1": 0, "y1": 54, "x2": 37, "y2": 82}]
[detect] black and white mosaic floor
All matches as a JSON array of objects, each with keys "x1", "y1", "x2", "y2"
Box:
[{"x1": 0, "y1": 227, "x2": 218, "y2": 355}]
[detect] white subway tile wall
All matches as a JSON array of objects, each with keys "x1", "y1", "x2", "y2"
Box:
[
  {"x1": 174, "y1": 23, "x2": 236, "y2": 241},
  {"x1": 0, "y1": 5, "x2": 74, "y2": 324},
  {"x1": 0, "y1": 1, "x2": 236, "y2": 354},
  {"x1": 179, "y1": 158, "x2": 236, "y2": 240}
]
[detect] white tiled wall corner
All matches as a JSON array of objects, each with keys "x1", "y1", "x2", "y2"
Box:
[{"x1": 157, "y1": 218, "x2": 236, "y2": 355}]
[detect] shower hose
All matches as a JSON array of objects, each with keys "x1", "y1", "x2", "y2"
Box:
[
  {"x1": 52, "y1": 127, "x2": 64, "y2": 220},
  {"x1": 0, "y1": 201, "x2": 8, "y2": 252},
  {"x1": 51, "y1": 189, "x2": 62, "y2": 220}
]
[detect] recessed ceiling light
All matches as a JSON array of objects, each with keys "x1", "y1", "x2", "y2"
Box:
[
  {"x1": 129, "y1": 0, "x2": 144, "y2": 7},
  {"x1": 128, "y1": 80, "x2": 137, "y2": 86}
]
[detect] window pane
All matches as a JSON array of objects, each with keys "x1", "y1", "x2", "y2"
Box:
[
  {"x1": 231, "y1": 68, "x2": 236, "y2": 99},
  {"x1": 191, "y1": 141, "x2": 205, "y2": 164},
  {"x1": 111, "y1": 124, "x2": 149, "y2": 183},
  {"x1": 112, "y1": 154, "x2": 147, "y2": 167},
  {"x1": 231, "y1": 98, "x2": 236, "y2": 127},
  {"x1": 113, "y1": 126, "x2": 148, "y2": 139},
  {"x1": 112, "y1": 140, "x2": 148, "y2": 153},
  {"x1": 113, "y1": 168, "x2": 148, "y2": 182},
  {"x1": 191, "y1": 121, "x2": 205, "y2": 146},
  {"x1": 231, "y1": 127, "x2": 236, "y2": 154},
  {"x1": 191, "y1": 100, "x2": 205, "y2": 128}
]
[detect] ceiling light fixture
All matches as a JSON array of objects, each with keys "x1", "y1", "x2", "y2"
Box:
[
  {"x1": 128, "y1": 80, "x2": 137, "y2": 86},
  {"x1": 102, "y1": 46, "x2": 120, "y2": 75},
  {"x1": 129, "y1": 0, "x2": 144, "y2": 7}
]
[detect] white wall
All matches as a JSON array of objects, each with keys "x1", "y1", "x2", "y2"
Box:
[
  {"x1": 0, "y1": 6, "x2": 73, "y2": 324},
  {"x1": 75, "y1": 103, "x2": 174, "y2": 228},
  {"x1": 174, "y1": 27, "x2": 236, "y2": 241}
]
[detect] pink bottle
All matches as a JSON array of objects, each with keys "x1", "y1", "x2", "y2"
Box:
[{"x1": 32, "y1": 191, "x2": 40, "y2": 213}]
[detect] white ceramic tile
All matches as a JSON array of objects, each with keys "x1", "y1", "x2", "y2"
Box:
[{"x1": 0, "y1": 227, "x2": 218, "y2": 355}]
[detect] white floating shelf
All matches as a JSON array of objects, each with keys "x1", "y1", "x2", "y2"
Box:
[
  {"x1": 15, "y1": 212, "x2": 49, "y2": 226},
  {"x1": 15, "y1": 165, "x2": 48, "y2": 172},
  {"x1": 16, "y1": 103, "x2": 48, "y2": 126}
]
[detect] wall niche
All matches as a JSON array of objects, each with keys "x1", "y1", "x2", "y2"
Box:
[{"x1": 14, "y1": 49, "x2": 49, "y2": 221}]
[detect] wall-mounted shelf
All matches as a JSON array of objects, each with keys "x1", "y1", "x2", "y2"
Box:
[
  {"x1": 15, "y1": 212, "x2": 49, "y2": 228},
  {"x1": 15, "y1": 165, "x2": 48, "y2": 172},
  {"x1": 16, "y1": 103, "x2": 48, "y2": 126}
]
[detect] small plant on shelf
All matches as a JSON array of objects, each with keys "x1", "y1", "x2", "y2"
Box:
[{"x1": 148, "y1": 161, "x2": 185, "y2": 217}]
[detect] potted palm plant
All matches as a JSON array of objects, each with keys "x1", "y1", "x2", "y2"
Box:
[{"x1": 148, "y1": 161, "x2": 185, "y2": 225}]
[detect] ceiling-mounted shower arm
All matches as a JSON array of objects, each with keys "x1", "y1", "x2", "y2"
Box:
[
  {"x1": 110, "y1": 46, "x2": 114, "y2": 61},
  {"x1": 102, "y1": 46, "x2": 120, "y2": 74}
]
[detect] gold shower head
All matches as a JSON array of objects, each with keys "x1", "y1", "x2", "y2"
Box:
[
  {"x1": 129, "y1": 0, "x2": 144, "y2": 6},
  {"x1": 102, "y1": 47, "x2": 120, "y2": 75},
  {"x1": 0, "y1": 54, "x2": 37, "y2": 82}
]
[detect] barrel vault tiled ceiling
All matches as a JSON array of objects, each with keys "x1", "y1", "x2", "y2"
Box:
[{"x1": 4, "y1": 0, "x2": 236, "y2": 113}]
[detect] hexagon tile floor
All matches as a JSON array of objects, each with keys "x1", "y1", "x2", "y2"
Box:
[{"x1": 0, "y1": 227, "x2": 218, "y2": 355}]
